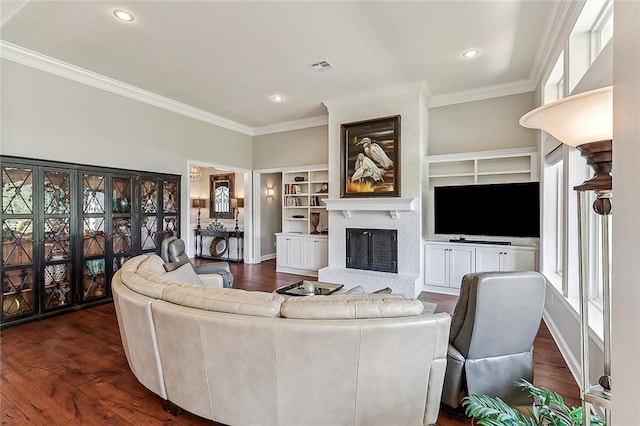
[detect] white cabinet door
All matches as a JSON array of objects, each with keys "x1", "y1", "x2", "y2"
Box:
[
  {"x1": 303, "y1": 238, "x2": 328, "y2": 270},
  {"x1": 425, "y1": 245, "x2": 449, "y2": 287},
  {"x1": 425, "y1": 244, "x2": 474, "y2": 288},
  {"x1": 503, "y1": 248, "x2": 537, "y2": 271},
  {"x1": 276, "y1": 235, "x2": 290, "y2": 268},
  {"x1": 288, "y1": 236, "x2": 304, "y2": 269},
  {"x1": 448, "y1": 246, "x2": 475, "y2": 288},
  {"x1": 476, "y1": 246, "x2": 537, "y2": 272},
  {"x1": 475, "y1": 246, "x2": 504, "y2": 272}
]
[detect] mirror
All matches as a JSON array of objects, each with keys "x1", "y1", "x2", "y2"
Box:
[{"x1": 210, "y1": 174, "x2": 234, "y2": 219}]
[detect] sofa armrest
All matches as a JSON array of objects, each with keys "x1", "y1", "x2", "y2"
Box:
[
  {"x1": 193, "y1": 262, "x2": 234, "y2": 288},
  {"x1": 198, "y1": 273, "x2": 224, "y2": 287}
]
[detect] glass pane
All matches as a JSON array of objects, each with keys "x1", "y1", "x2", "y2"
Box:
[
  {"x1": 112, "y1": 177, "x2": 132, "y2": 214},
  {"x1": 44, "y1": 218, "x2": 71, "y2": 261},
  {"x1": 43, "y1": 170, "x2": 71, "y2": 214},
  {"x1": 163, "y1": 216, "x2": 177, "y2": 234},
  {"x1": 2, "y1": 267, "x2": 35, "y2": 318},
  {"x1": 2, "y1": 167, "x2": 33, "y2": 214},
  {"x1": 83, "y1": 174, "x2": 105, "y2": 214},
  {"x1": 43, "y1": 262, "x2": 73, "y2": 309},
  {"x1": 163, "y1": 180, "x2": 178, "y2": 213},
  {"x1": 215, "y1": 186, "x2": 230, "y2": 214},
  {"x1": 113, "y1": 255, "x2": 131, "y2": 273},
  {"x1": 113, "y1": 218, "x2": 132, "y2": 254},
  {"x1": 82, "y1": 259, "x2": 106, "y2": 300},
  {"x1": 141, "y1": 179, "x2": 158, "y2": 213},
  {"x1": 141, "y1": 216, "x2": 157, "y2": 250},
  {"x1": 83, "y1": 218, "x2": 105, "y2": 257},
  {"x1": 2, "y1": 219, "x2": 33, "y2": 265}
]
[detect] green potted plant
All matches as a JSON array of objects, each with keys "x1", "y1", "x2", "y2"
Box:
[{"x1": 461, "y1": 379, "x2": 605, "y2": 425}]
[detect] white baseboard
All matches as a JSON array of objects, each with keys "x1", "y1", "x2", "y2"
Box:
[
  {"x1": 260, "y1": 253, "x2": 276, "y2": 262},
  {"x1": 422, "y1": 284, "x2": 460, "y2": 296},
  {"x1": 542, "y1": 309, "x2": 581, "y2": 387}
]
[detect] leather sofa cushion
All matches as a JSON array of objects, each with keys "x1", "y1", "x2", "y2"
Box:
[
  {"x1": 164, "y1": 262, "x2": 203, "y2": 285},
  {"x1": 280, "y1": 294, "x2": 424, "y2": 319},
  {"x1": 120, "y1": 255, "x2": 171, "y2": 298},
  {"x1": 162, "y1": 284, "x2": 285, "y2": 317}
]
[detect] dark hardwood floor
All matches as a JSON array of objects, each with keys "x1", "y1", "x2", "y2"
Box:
[{"x1": 0, "y1": 259, "x2": 579, "y2": 425}]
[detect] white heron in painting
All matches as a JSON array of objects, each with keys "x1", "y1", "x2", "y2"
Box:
[
  {"x1": 352, "y1": 153, "x2": 384, "y2": 182},
  {"x1": 356, "y1": 137, "x2": 393, "y2": 169}
]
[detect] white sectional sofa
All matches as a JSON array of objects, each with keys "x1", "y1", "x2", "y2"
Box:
[{"x1": 111, "y1": 254, "x2": 451, "y2": 426}]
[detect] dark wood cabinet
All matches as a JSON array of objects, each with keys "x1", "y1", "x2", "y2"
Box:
[{"x1": 1, "y1": 156, "x2": 180, "y2": 329}]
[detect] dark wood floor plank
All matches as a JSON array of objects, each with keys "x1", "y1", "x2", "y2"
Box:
[{"x1": 1, "y1": 259, "x2": 579, "y2": 425}]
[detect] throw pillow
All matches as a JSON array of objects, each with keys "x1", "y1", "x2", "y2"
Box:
[
  {"x1": 163, "y1": 258, "x2": 189, "y2": 272},
  {"x1": 345, "y1": 285, "x2": 365, "y2": 294},
  {"x1": 372, "y1": 287, "x2": 392, "y2": 294},
  {"x1": 164, "y1": 262, "x2": 203, "y2": 285}
]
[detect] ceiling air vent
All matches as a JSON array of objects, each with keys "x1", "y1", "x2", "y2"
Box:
[{"x1": 308, "y1": 60, "x2": 334, "y2": 71}]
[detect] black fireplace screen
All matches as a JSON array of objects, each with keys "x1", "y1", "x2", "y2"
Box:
[{"x1": 346, "y1": 228, "x2": 397, "y2": 273}]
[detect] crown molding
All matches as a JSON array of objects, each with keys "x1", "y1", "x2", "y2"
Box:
[
  {"x1": 323, "y1": 81, "x2": 430, "y2": 112},
  {"x1": 528, "y1": 0, "x2": 585, "y2": 91},
  {"x1": 429, "y1": 79, "x2": 536, "y2": 108},
  {"x1": 253, "y1": 115, "x2": 328, "y2": 136},
  {"x1": 0, "y1": 41, "x2": 255, "y2": 136}
]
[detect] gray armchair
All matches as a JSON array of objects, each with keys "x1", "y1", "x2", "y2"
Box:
[
  {"x1": 441, "y1": 271, "x2": 546, "y2": 409},
  {"x1": 160, "y1": 236, "x2": 234, "y2": 288}
]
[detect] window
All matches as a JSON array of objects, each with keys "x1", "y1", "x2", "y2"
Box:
[
  {"x1": 544, "y1": 52, "x2": 565, "y2": 104},
  {"x1": 542, "y1": 147, "x2": 564, "y2": 292}
]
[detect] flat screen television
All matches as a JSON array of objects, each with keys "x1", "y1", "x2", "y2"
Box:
[{"x1": 434, "y1": 182, "x2": 540, "y2": 238}]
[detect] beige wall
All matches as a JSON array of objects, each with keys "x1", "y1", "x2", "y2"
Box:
[
  {"x1": 428, "y1": 92, "x2": 538, "y2": 155},
  {"x1": 253, "y1": 125, "x2": 328, "y2": 169},
  {"x1": 1, "y1": 60, "x2": 253, "y2": 173}
]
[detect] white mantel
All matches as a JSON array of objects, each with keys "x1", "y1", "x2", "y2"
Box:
[{"x1": 322, "y1": 197, "x2": 417, "y2": 219}]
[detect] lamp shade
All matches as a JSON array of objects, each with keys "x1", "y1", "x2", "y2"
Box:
[
  {"x1": 192, "y1": 198, "x2": 206, "y2": 208},
  {"x1": 231, "y1": 198, "x2": 244, "y2": 209},
  {"x1": 519, "y1": 86, "x2": 612, "y2": 147}
]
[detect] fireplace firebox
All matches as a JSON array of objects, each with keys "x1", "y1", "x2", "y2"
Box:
[{"x1": 346, "y1": 228, "x2": 397, "y2": 273}]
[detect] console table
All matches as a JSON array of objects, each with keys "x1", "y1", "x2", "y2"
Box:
[{"x1": 194, "y1": 229, "x2": 244, "y2": 262}]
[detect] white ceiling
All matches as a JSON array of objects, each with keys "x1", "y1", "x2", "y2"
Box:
[{"x1": 0, "y1": 1, "x2": 561, "y2": 133}]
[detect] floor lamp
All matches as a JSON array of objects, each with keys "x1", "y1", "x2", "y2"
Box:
[{"x1": 520, "y1": 86, "x2": 613, "y2": 425}]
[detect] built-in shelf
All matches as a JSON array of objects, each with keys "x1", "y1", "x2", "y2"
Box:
[
  {"x1": 323, "y1": 197, "x2": 418, "y2": 219},
  {"x1": 425, "y1": 147, "x2": 538, "y2": 186}
]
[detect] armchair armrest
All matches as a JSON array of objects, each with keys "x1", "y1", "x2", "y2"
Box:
[{"x1": 193, "y1": 262, "x2": 234, "y2": 288}]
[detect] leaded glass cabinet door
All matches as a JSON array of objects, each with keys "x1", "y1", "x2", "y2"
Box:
[
  {"x1": 111, "y1": 175, "x2": 133, "y2": 275},
  {"x1": 80, "y1": 173, "x2": 107, "y2": 302},
  {"x1": 1, "y1": 165, "x2": 36, "y2": 322},
  {"x1": 140, "y1": 177, "x2": 159, "y2": 253},
  {"x1": 41, "y1": 168, "x2": 74, "y2": 311},
  {"x1": 161, "y1": 178, "x2": 179, "y2": 243}
]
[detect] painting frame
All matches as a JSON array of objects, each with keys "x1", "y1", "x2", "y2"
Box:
[
  {"x1": 340, "y1": 115, "x2": 401, "y2": 198},
  {"x1": 209, "y1": 174, "x2": 235, "y2": 219}
]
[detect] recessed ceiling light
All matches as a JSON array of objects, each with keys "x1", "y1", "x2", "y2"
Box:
[
  {"x1": 113, "y1": 9, "x2": 135, "y2": 22},
  {"x1": 462, "y1": 49, "x2": 479, "y2": 59},
  {"x1": 271, "y1": 95, "x2": 285, "y2": 102}
]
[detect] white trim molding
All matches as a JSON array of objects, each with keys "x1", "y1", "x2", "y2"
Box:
[
  {"x1": 253, "y1": 115, "x2": 328, "y2": 136},
  {"x1": 323, "y1": 197, "x2": 417, "y2": 219},
  {"x1": 0, "y1": 40, "x2": 255, "y2": 136}
]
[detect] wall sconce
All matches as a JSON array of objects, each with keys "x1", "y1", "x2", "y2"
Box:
[
  {"x1": 189, "y1": 164, "x2": 202, "y2": 181},
  {"x1": 231, "y1": 198, "x2": 244, "y2": 232},
  {"x1": 192, "y1": 198, "x2": 206, "y2": 229},
  {"x1": 520, "y1": 85, "x2": 613, "y2": 423},
  {"x1": 267, "y1": 187, "x2": 274, "y2": 198}
]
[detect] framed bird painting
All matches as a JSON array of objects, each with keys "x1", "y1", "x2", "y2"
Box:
[{"x1": 340, "y1": 115, "x2": 400, "y2": 198}]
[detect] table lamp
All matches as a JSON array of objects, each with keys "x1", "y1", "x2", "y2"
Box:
[
  {"x1": 231, "y1": 198, "x2": 244, "y2": 232},
  {"x1": 192, "y1": 198, "x2": 206, "y2": 229}
]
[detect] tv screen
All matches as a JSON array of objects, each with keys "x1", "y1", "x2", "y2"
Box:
[{"x1": 434, "y1": 182, "x2": 540, "y2": 238}]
